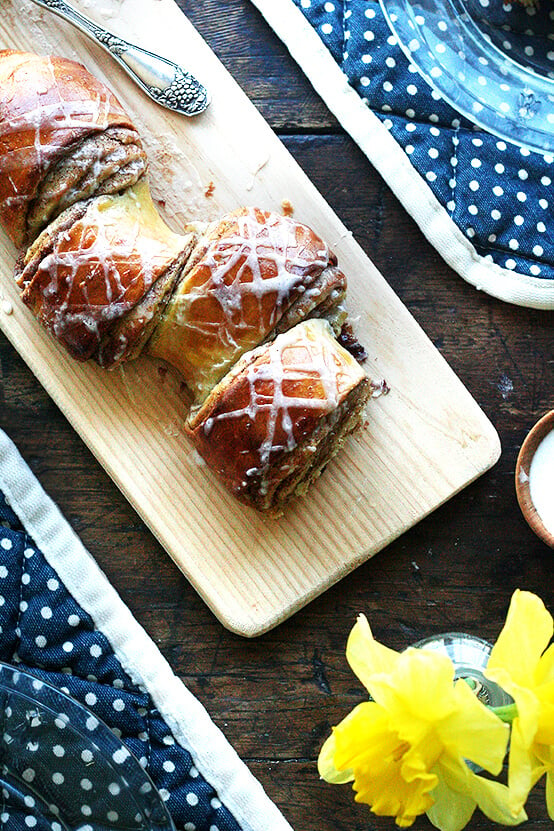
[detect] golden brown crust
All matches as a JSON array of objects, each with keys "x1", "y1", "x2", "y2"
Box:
[
  {"x1": 147, "y1": 206, "x2": 347, "y2": 401},
  {"x1": 16, "y1": 180, "x2": 193, "y2": 365},
  {"x1": 0, "y1": 50, "x2": 139, "y2": 246},
  {"x1": 185, "y1": 319, "x2": 370, "y2": 514}
]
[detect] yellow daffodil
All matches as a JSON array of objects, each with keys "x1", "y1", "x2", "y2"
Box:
[
  {"x1": 486, "y1": 589, "x2": 554, "y2": 818},
  {"x1": 318, "y1": 615, "x2": 526, "y2": 831}
]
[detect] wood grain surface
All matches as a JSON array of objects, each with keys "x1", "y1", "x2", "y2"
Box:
[
  {"x1": 0, "y1": 0, "x2": 501, "y2": 637},
  {"x1": 0, "y1": 0, "x2": 553, "y2": 829}
]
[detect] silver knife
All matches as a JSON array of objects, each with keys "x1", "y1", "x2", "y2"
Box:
[{"x1": 29, "y1": 0, "x2": 210, "y2": 116}]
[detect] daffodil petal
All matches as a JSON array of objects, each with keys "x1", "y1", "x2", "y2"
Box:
[
  {"x1": 368, "y1": 649, "x2": 457, "y2": 728},
  {"x1": 330, "y1": 701, "x2": 438, "y2": 825},
  {"x1": 439, "y1": 755, "x2": 527, "y2": 826},
  {"x1": 353, "y1": 748, "x2": 436, "y2": 827},
  {"x1": 346, "y1": 614, "x2": 400, "y2": 688},
  {"x1": 511, "y1": 687, "x2": 541, "y2": 751},
  {"x1": 536, "y1": 644, "x2": 554, "y2": 686},
  {"x1": 396, "y1": 650, "x2": 456, "y2": 720},
  {"x1": 536, "y1": 692, "x2": 554, "y2": 745},
  {"x1": 484, "y1": 669, "x2": 541, "y2": 765},
  {"x1": 332, "y1": 702, "x2": 392, "y2": 772},
  {"x1": 546, "y1": 767, "x2": 554, "y2": 820},
  {"x1": 426, "y1": 771, "x2": 476, "y2": 831},
  {"x1": 437, "y1": 679, "x2": 509, "y2": 773},
  {"x1": 507, "y1": 716, "x2": 545, "y2": 813},
  {"x1": 317, "y1": 732, "x2": 354, "y2": 784},
  {"x1": 463, "y1": 768, "x2": 527, "y2": 826},
  {"x1": 488, "y1": 590, "x2": 554, "y2": 686}
]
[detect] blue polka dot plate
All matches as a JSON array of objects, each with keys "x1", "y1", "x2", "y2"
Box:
[
  {"x1": 379, "y1": 0, "x2": 554, "y2": 155},
  {"x1": 0, "y1": 662, "x2": 175, "y2": 831}
]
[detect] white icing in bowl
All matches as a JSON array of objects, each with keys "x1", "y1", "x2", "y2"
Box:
[{"x1": 529, "y1": 429, "x2": 554, "y2": 538}]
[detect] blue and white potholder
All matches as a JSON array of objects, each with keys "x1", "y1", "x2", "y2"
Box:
[
  {"x1": 0, "y1": 429, "x2": 293, "y2": 831},
  {"x1": 250, "y1": 0, "x2": 554, "y2": 309}
]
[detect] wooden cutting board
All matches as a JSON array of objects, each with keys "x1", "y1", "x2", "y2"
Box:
[{"x1": 0, "y1": 0, "x2": 500, "y2": 636}]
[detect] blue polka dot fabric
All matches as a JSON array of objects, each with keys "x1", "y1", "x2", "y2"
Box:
[
  {"x1": 289, "y1": 0, "x2": 554, "y2": 294},
  {"x1": 0, "y1": 490, "x2": 242, "y2": 831}
]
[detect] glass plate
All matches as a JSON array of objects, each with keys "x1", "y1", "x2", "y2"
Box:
[
  {"x1": 0, "y1": 662, "x2": 175, "y2": 831},
  {"x1": 379, "y1": 0, "x2": 554, "y2": 155}
]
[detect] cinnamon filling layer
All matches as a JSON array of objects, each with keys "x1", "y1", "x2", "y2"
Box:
[{"x1": 27, "y1": 126, "x2": 148, "y2": 243}]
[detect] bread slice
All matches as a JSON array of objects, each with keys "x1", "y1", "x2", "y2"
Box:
[
  {"x1": 185, "y1": 318, "x2": 370, "y2": 515},
  {"x1": 16, "y1": 179, "x2": 194, "y2": 367},
  {"x1": 0, "y1": 50, "x2": 142, "y2": 247}
]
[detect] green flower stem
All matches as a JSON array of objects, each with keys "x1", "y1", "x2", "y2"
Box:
[{"x1": 490, "y1": 703, "x2": 518, "y2": 724}]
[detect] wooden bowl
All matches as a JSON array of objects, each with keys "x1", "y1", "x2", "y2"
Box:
[{"x1": 515, "y1": 410, "x2": 554, "y2": 549}]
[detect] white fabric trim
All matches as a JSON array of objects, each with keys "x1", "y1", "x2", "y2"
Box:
[
  {"x1": 0, "y1": 429, "x2": 293, "y2": 831},
  {"x1": 250, "y1": 0, "x2": 554, "y2": 310}
]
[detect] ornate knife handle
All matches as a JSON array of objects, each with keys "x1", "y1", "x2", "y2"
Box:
[{"x1": 30, "y1": 0, "x2": 210, "y2": 116}]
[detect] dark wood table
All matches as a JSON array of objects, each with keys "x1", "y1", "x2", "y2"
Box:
[{"x1": 1, "y1": 2, "x2": 553, "y2": 829}]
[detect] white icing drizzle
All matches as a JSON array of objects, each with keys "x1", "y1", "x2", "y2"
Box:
[
  {"x1": 28, "y1": 187, "x2": 184, "y2": 355},
  {"x1": 529, "y1": 430, "x2": 554, "y2": 536},
  {"x1": 0, "y1": 97, "x2": 115, "y2": 176},
  {"x1": 176, "y1": 208, "x2": 331, "y2": 349},
  {"x1": 37, "y1": 208, "x2": 145, "y2": 344},
  {"x1": 0, "y1": 53, "x2": 125, "y2": 216},
  {"x1": 203, "y1": 320, "x2": 360, "y2": 475}
]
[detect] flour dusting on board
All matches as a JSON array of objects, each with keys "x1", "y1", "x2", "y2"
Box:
[
  {"x1": 76, "y1": 0, "x2": 126, "y2": 17},
  {"x1": 141, "y1": 133, "x2": 213, "y2": 227}
]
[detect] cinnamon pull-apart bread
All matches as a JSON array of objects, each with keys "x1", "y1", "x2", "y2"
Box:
[
  {"x1": 0, "y1": 50, "x2": 147, "y2": 247},
  {"x1": 2, "y1": 48, "x2": 371, "y2": 514},
  {"x1": 146, "y1": 206, "x2": 348, "y2": 402},
  {"x1": 15, "y1": 180, "x2": 194, "y2": 367},
  {"x1": 185, "y1": 319, "x2": 371, "y2": 515}
]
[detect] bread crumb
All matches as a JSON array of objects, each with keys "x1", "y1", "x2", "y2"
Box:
[
  {"x1": 205, "y1": 181, "x2": 215, "y2": 198},
  {"x1": 370, "y1": 378, "x2": 390, "y2": 398},
  {"x1": 281, "y1": 199, "x2": 294, "y2": 217},
  {"x1": 191, "y1": 449, "x2": 206, "y2": 467},
  {"x1": 163, "y1": 420, "x2": 181, "y2": 438}
]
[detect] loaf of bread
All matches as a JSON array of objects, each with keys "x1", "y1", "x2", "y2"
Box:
[{"x1": 1, "y1": 49, "x2": 371, "y2": 514}]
